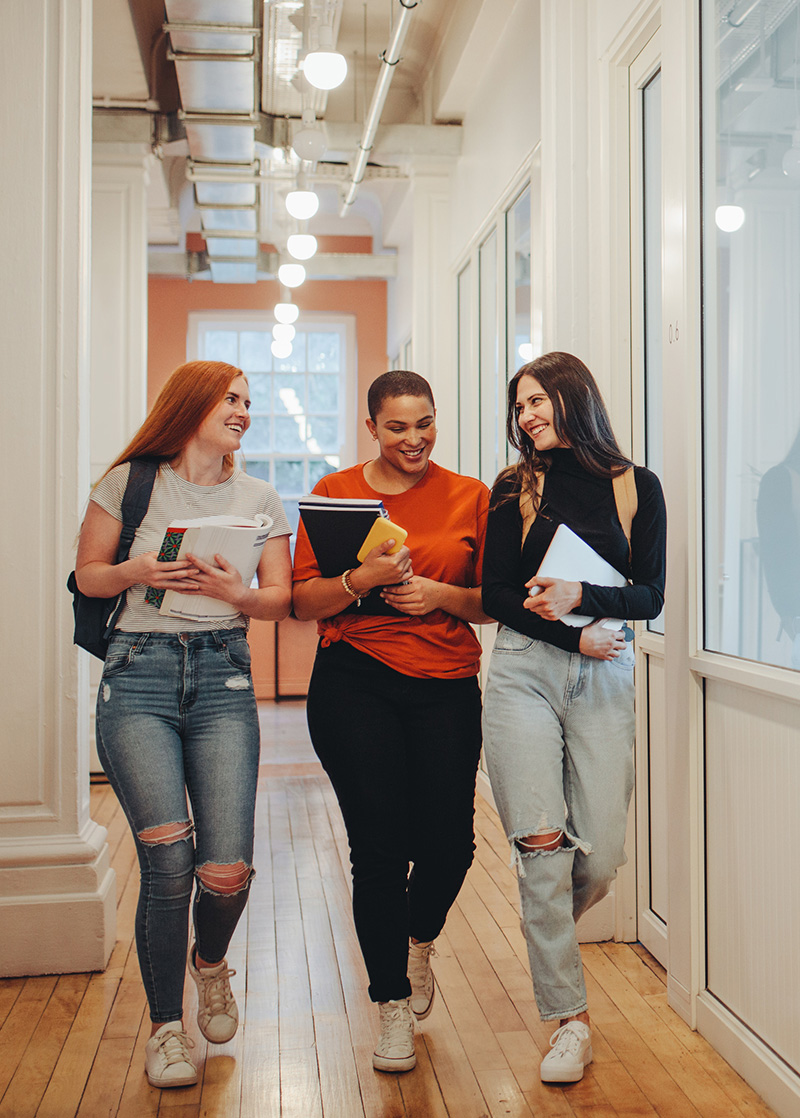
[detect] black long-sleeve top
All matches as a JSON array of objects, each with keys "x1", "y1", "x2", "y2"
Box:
[{"x1": 482, "y1": 449, "x2": 667, "y2": 653}]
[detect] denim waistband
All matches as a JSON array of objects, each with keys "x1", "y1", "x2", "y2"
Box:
[{"x1": 108, "y1": 628, "x2": 248, "y2": 650}]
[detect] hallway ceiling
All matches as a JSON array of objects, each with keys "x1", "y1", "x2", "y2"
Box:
[{"x1": 94, "y1": 0, "x2": 470, "y2": 282}]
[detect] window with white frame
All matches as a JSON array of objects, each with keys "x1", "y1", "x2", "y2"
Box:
[{"x1": 189, "y1": 312, "x2": 354, "y2": 538}]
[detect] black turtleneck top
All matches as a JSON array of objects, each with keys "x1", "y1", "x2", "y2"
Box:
[{"x1": 481, "y1": 449, "x2": 667, "y2": 653}]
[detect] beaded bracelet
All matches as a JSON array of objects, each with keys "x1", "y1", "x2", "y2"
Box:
[{"x1": 341, "y1": 569, "x2": 362, "y2": 605}]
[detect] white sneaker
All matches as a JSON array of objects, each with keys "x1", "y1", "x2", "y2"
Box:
[
  {"x1": 144, "y1": 1022, "x2": 197, "y2": 1088},
  {"x1": 407, "y1": 939, "x2": 436, "y2": 1019},
  {"x1": 540, "y1": 1021, "x2": 593, "y2": 1083},
  {"x1": 188, "y1": 944, "x2": 239, "y2": 1043},
  {"x1": 372, "y1": 998, "x2": 416, "y2": 1073}
]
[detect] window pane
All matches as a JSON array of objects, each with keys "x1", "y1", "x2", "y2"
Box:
[
  {"x1": 306, "y1": 416, "x2": 339, "y2": 454},
  {"x1": 479, "y1": 230, "x2": 499, "y2": 483},
  {"x1": 506, "y1": 185, "x2": 532, "y2": 377},
  {"x1": 274, "y1": 334, "x2": 307, "y2": 372},
  {"x1": 240, "y1": 331, "x2": 272, "y2": 372},
  {"x1": 275, "y1": 415, "x2": 307, "y2": 453},
  {"x1": 457, "y1": 262, "x2": 473, "y2": 474},
  {"x1": 241, "y1": 417, "x2": 271, "y2": 453},
  {"x1": 247, "y1": 373, "x2": 270, "y2": 412},
  {"x1": 308, "y1": 458, "x2": 335, "y2": 488},
  {"x1": 642, "y1": 71, "x2": 664, "y2": 636},
  {"x1": 274, "y1": 459, "x2": 304, "y2": 495},
  {"x1": 244, "y1": 458, "x2": 270, "y2": 483},
  {"x1": 308, "y1": 332, "x2": 341, "y2": 371},
  {"x1": 702, "y1": 3, "x2": 800, "y2": 669},
  {"x1": 274, "y1": 375, "x2": 306, "y2": 415},
  {"x1": 203, "y1": 331, "x2": 238, "y2": 363},
  {"x1": 308, "y1": 373, "x2": 339, "y2": 413}
]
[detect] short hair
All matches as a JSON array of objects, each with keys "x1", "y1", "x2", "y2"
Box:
[
  {"x1": 102, "y1": 360, "x2": 245, "y2": 478},
  {"x1": 367, "y1": 370, "x2": 435, "y2": 421}
]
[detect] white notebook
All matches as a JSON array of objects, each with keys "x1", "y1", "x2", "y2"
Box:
[{"x1": 528, "y1": 523, "x2": 627, "y2": 630}]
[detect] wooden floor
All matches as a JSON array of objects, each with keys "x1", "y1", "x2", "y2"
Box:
[{"x1": 0, "y1": 702, "x2": 777, "y2": 1118}]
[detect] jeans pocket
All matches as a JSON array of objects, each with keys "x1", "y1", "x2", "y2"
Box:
[
  {"x1": 609, "y1": 644, "x2": 636, "y2": 672},
  {"x1": 222, "y1": 635, "x2": 252, "y2": 673},
  {"x1": 101, "y1": 635, "x2": 141, "y2": 678},
  {"x1": 493, "y1": 625, "x2": 537, "y2": 653}
]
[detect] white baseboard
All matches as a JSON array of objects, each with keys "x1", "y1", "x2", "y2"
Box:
[{"x1": 697, "y1": 994, "x2": 800, "y2": 1118}]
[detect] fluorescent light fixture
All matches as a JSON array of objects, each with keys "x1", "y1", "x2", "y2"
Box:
[
  {"x1": 274, "y1": 302, "x2": 299, "y2": 324},
  {"x1": 271, "y1": 339, "x2": 293, "y2": 359},
  {"x1": 273, "y1": 323, "x2": 296, "y2": 344},
  {"x1": 286, "y1": 189, "x2": 320, "y2": 220},
  {"x1": 304, "y1": 25, "x2": 347, "y2": 91},
  {"x1": 278, "y1": 263, "x2": 306, "y2": 288},
  {"x1": 287, "y1": 233, "x2": 318, "y2": 260}
]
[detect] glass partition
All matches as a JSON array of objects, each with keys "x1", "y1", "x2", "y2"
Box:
[
  {"x1": 506, "y1": 185, "x2": 532, "y2": 378},
  {"x1": 702, "y1": 1, "x2": 800, "y2": 668}
]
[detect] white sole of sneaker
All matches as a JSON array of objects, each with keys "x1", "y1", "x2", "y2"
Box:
[
  {"x1": 540, "y1": 1045, "x2": 593, "y2": 1083},
  {"x1": 410, "y1": 979, "x2": 435, "y2": 1021},
  {"x1": 146, "y1": 1068, "x2": 198, "y2": 1089},
  {"x1": 372, "y1": 1052, "x2": 417, "y2": 1073}
]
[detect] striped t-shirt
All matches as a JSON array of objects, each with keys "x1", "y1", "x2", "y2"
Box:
[{"x1": 91, "y1": 462, "x2": 291, "y2": 633}]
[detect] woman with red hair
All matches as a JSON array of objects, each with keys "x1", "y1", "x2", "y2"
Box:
[{"x1": 75, "y1": 360, "x2": 292, "y2": 1088}]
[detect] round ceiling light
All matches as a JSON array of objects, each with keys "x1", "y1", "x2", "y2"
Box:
[
  {"x1": 304, "y1": 26, "x2": 347, "y2": 91},
  {"x1": 286, "y1": 189, "x2": 320, "y2": 220},
  {"x1": 278, "y1": 263, "x2": 306, "y2": 288},
  {"x1": 273, "y1": 323, "x2": 296, "y2": 344},
  {"x1": 715, "y1": 204, "x2": 745, "y2": 233},
  {"x1": 287, "y1": 233, "x2": 318, "y2": 261},
  {"x1": 271, "y1": 339, "x2": 293, "y2": 360},
  {"x1": 274, "y1": 302, "x2": 299, "y2": 324}
]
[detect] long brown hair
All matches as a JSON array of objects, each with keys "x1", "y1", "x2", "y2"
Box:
[
  {"x1": 493, "y1": 351, "x2": 632, "y2": 507},
  {"x1": 101, "y1": 360, "x2": 245, "y2": 479}
]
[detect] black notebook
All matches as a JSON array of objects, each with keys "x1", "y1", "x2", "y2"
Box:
[{"x1": 297, "y1": 495, "x2": 405, "y2": 616}]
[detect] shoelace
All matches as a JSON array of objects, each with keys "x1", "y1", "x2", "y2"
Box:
[
  {"x1": 548, "y1": 1023, "x2": 585, "y2": 1058},
  {"x1": 199, "y1": 966, "x2": 236, "y2": 1016},
  {"x1": 379, "y1": 1001, "x2": 412, "y2": 1047},
  {"x1": 157, "y1": 1029, "x2": 195, "y2": 1066},
  {"x1": 408, "y1": 942, "x2": 436, "y2": 985}
]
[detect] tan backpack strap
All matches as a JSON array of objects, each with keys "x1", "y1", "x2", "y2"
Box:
[
  {"x1": 519, "y1": 471, "x2": 544, "y2": 548},
  {"x1": 612, "y1": 467, "x2": 638, "y2": 559}
]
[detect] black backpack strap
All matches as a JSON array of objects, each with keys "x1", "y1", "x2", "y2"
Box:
[{"x1": 116, "y1": 457, "x2": 159, "y2": 562}]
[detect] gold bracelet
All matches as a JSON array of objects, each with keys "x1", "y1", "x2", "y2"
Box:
[{"x1": 341, "y1": 569, "x2": 362, "y2": 603}]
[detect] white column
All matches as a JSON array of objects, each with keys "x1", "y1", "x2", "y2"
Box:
[
  {"x1": 409, "y1": 168, "x2": 456, "y2": 466},
  {"x1": 538, "y1": 0, "x2": 593, "y2": 360},
  {"x1": 0, "y1": 0, "x2": 116, "y2": 974},
  {"x1": 87, "y1": 147, "x2": 150, "y2": 772}
]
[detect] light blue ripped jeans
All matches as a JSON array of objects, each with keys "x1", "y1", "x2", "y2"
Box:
[
  {"x1": 482, "y1": 626, "x2": 635, "y2": 1021},
  {"x1": 95, "y1": 629, "x2": 260, "y2": 1023}
]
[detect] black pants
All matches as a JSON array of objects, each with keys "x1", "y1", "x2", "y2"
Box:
[{"x1": 306, "y1": 639, "x2": 483, "y2": 1002}]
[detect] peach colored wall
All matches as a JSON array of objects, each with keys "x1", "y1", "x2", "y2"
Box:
[
  {"x1": 147, "y1": 265, "x2": 388, "y2": 697},
  {"x1": 148, "y1": 274, "x2": 387, "y2": 465}
]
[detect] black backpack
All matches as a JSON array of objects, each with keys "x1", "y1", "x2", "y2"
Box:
[{"x1": 67, "y1": 457, "x2": 159, "y2": 659}]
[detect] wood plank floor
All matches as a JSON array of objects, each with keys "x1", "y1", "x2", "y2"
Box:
[{"x1": 0, "y1": 701, "x2": 777, "y2": 1117}]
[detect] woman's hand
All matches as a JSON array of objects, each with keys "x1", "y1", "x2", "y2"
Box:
[
  {"x1": 524, "y1": 575, "x2": 582, "y2": 621},
  {"x1": 350, "y1": 540, "x2": 413, "y2": 595},
  {"x1": 380, "y1": 575, "x2": 443, "y2": 615},
  {"x1": 578, "y1": 621, "x2": 626, "y2": 660},
  {"x1": 128, "y1": 552, "x2": 200, "y2": 590},
  {"x1": 183, "y1": 552, "x2": 248, "y2": 607}
]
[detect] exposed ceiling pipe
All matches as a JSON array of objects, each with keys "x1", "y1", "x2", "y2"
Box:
[{"x1": 339, "y1": 0, "x2": 418, "y2": 217}]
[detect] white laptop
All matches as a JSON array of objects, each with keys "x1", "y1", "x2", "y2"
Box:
[{"x1": 528, "y1": 523, "x2": 627, "y2": 630}]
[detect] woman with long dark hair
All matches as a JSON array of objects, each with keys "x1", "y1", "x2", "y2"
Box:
[
  {"x1": 75, "y1": 360, "x2": 292, "y2": 1088},
  {"x1": 481, "y1": 352, "x2": 666, "y2": 1084}
]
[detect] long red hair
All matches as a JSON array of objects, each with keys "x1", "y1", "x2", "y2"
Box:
[{"x1": 101, "y1": 360, "x2": 245, "y2": 479}]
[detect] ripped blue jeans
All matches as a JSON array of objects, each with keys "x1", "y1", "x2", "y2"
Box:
[
  {"x1": 96, "y1": 630, "x2": 259, "y2": 1023},
  {"x1": 482, "y1": 627, "x2": 635, "y2": 1021}
]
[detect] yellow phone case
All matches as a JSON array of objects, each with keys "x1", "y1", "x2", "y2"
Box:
[{"x1": 356, "y1": 517, "x2": 408, "y2": 562}]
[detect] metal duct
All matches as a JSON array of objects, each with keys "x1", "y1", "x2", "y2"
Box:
[
  {"x1": 164, "y1": 0, "x2": 262, "y2": 282},
  {"x1": 340, "y1": 0, "x2": 418, "y2": 217}
]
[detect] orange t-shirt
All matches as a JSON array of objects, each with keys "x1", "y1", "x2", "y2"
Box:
[{"x1": 292, "y1": 461, "x2": 489, "y2": 679}]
